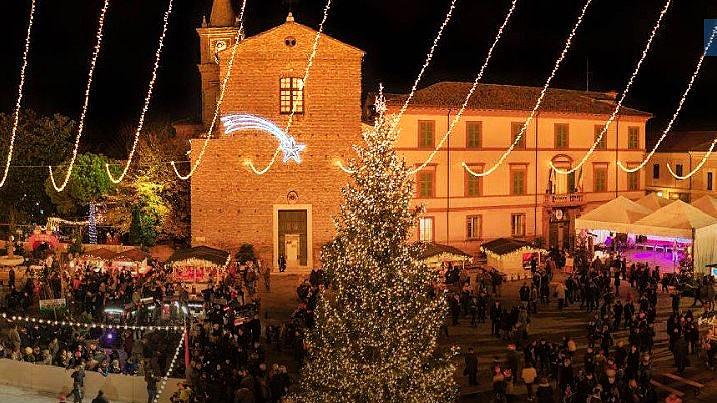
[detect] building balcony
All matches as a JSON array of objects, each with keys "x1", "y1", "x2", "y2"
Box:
[{"x1": 543, "y1": 192, "x2": 585, "y2": 207}]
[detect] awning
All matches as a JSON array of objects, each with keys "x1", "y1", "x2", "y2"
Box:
[
  {"x1": 113, "y1": 248, "x2": 151, "y2": 262},
  {"x1": 480, "y1": 238, "x2": 537, "y2": 256},
  {"x1": 81, "y1": 248, "x2": 116, "y2": 260},
  {"x1": 166, "y1": 246, "x2": 231, "y2": 267},
  {"x1": 414, "y1": 242, "x2": 472, "y2": 263}
]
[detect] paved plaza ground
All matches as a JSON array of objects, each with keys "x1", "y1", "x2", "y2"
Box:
[
  {"x1": 258, "y1": 271, "x2": 717, "y2": 402},
  {"x1": 0, "y1": 384, "x2": 131, "y2": 403}
]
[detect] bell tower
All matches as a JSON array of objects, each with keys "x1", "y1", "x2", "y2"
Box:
[{"x1": 197, "y1": 0, "x2": 240, "y2": 128}]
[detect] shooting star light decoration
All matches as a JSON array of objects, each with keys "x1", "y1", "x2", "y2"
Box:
[{"x1": 221, "y1": 114, "x2": 306, "y2": 164}]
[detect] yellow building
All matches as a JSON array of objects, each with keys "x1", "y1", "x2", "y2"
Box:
[
  {"x1": 383, "y1": 82, "x2": 651, "y2": 253},
  {"x1": 646, "y1": 131, "x2": 717, "y2": 202}
]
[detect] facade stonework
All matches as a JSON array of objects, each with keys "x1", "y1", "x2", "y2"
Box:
[{"x1": 190, "y1": 17, "x2": 363, "y2": 270}]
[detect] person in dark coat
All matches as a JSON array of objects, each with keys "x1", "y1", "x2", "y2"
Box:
[
  {"x1": 536, "y1": 378, "x2": 554, "y2": 403},
  {"x1": 145, "y1": 370, "x2": 158, "y2": 403},
  {"x1": 464, "y1": 347, "x2": 479, "y2": 386},
  {"x1": 490, "y1": 301, "x2": 502, "y2": 337},
  {"x1": 8, "y1": 267, "x2": 15, "y2": 289},
  {"x1": 91, "y1": 391, "x2": 109, "y2": 403},
  {"x1": 674, "y1": 336, "x2": 689, "y2": 374},
  {"x1": 506, "y1": 344, "x2": 520, "y2": 380}
]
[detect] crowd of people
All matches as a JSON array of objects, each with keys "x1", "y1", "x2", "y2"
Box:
[
  {"x1": 3, "y1": 241, "x2": 717, "y2": 402},
  {"x1": 0, "y1": 253, "x2": 298, "y2": 403},
  {"x1": 458, "y1": 249, "x2": 715, "y2": 403}
]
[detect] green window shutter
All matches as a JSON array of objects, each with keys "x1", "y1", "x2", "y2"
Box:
[
  {"x1": 419, "y1": 121, "x2": 435, "y2": 148},
  {"x1": 628, "y1": 127, "x2": 639, "y2": 149},
  {"x1": 466, "y1": 122, "x2": 482, "y2": 148},
  {"x1": 567, "y1": 172, "x2": 575, "y2": 193}
]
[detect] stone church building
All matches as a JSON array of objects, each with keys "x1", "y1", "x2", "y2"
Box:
[{"x1": 184, "y1": 0, "x2": 363, "y2": 270}]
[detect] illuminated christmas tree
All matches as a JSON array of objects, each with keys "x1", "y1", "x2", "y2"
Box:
[{"x1": 296, "y1": 89, "x2": 457, "y2": 402}]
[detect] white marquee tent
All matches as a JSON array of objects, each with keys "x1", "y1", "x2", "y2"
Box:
[
  {"x1": 691, "y1": 195, "x2": 717, "y2": 218},
  {"x1": 575, "y1": 196, "x2": 652, "y2": 233},
  {"x1": 631, "y1": 200, "x2": 717, "y2": 238},
  {"x1": 631, "y1": 201, "x2": 717, "y2": 272},
  {"x1": 576, "y1": 198, "x2": 717, "y2": 273},
  {"x1": 636, "y1": 193, "x2": 674, "y2": 211}
]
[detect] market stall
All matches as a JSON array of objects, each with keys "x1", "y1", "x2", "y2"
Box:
[
  {"x1": 76, "y1": 248, "x2": 115, "y2": 270},
  {"x1": 166, "y1": 246, "x2": 231, "y2": 284},
  {"x1": 415, "y1": 242, "x2": 472, "y2": 268},
  {"x1": 480, "y1": 238, "x2": 545, "y2": 280},
  {"x1": 26, "y1": 229, "x2": 60, "y2": 250},
  {"x1": 111, "y1": 248, "x2": 151, "y2": 275}
]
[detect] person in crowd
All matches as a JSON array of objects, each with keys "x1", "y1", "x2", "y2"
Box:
[
  {"x1": 464, "y1": 347, "x2": 478, "y2": 386},
  {"x1": 67, "y1": 363, "x2": 85, "y2": 403},
  {"x1": 278, "y1": 255, "x2": 287, "y2": 273},
  {"x1": 521, "y1": 360, "x2": 537, "y2": 401},
  {"x1": 146, "y1": 369, "x2": 158, "y2": 403},
  {"x1": 90, "y1": 390, "x2": 108, "y2": 403}
]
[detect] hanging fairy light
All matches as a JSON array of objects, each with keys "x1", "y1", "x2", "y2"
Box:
[
  {"x1": 170, "y1": 0, "x2": 248, "y2": 180},
  {"x1": 624, "y1": 24, "x2": 717, "y2": 177},
  {"x1": 105, "y1": 0, "x2": 175, "y2": 183},
  {"x1": 336, "y1": 0, "x2": 515, "y2": 176},
  {"x1": 391, "y1": 0, "x2": 458, "y2": 132},
  {"x1": 0, "y1": 312, "x2": 184, "y2": 332},
  {"x1": 667, "y1": 139, "x2": 717, "y2": 180},
  {"x1": 0, "y1": 0, "x2": 36, "y2": 189},
  {"x1": 407, "y1": 0, "x2": 517, "y2": 175},
  {"x1": 463, "y1": 0, "x2": 594, "y2": 178},
  {"x1": 48, "y1": 0, "x2": 111, "y2": 192},
  {"x1": 153, "y1": 332, "x2": 186, "y2": 403},
  {"x1": 245, "y1": 0, "x2": 334, "y2": 176},
  {"x1": 88, "y1": 202, "x2": 97, "y2": 244},
  {"x1": 551, "y1": 0, "x2": 672, "y2": 175}
]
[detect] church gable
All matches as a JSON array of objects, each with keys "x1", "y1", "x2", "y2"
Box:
[{"x1": 227, "y1": 20, "x2": 364, "y2": 61}]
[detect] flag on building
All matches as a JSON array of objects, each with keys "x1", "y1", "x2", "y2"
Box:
[{"x1": 706, "y1": 19, "x2": 717, "y2": 56}]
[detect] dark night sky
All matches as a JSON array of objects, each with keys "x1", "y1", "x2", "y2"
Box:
[{"x1": 0, "y1": 0, "x2": 715, "y2": 154}]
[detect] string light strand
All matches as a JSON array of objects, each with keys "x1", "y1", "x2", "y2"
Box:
[
  {"x1": 105, "y1": 0, "x2": 175, "y2": 183},
  {"x1": 407, "y1": 0, "x2": 517, "y2": 175},
  {"x1": 48, "y1": 0, "x2": 111, "y2": 192},
  {"x1": 391, "y1": 0, "x2": 459, "y2": 132},
  {"x1": 551, "y1": 0, "x2": 672, "y2": 175},
  {"x1": 666, "y1": 140, "x2": 717, "y2": 180},
  {"x1": 153, "y1": 332, "x2": 186, "y2": 403},
  {"x1": 0, "y1": 0, "x2": 36, "y2": 188},
  {"x1": 245, "y1": 0, "x2": 334, "y2": 175},
  {"x1": 0, "y1": 312, "x2": 184, "y2": 332},
  {"x1": 624, "y1": 24, "x2": 717, "y2": 176},
  {"x1": 463, "y1": 0, "x2": 594, "y2": 178},
  {"x1": 170, "y1": 0, "x2": 248, "y2": 180}
]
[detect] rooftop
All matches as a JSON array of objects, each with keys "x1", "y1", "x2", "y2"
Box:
[
  {"x1": 382, "y1": 81, "x2": 652, "y2": 117},
  {"x1": 648, "y1": 131, "x2": 717, "y2": 153}
]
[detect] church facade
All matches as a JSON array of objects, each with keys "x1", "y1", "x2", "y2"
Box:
[{"x1": 186, "y1": 2, "x2": 363, "y2": 271}]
